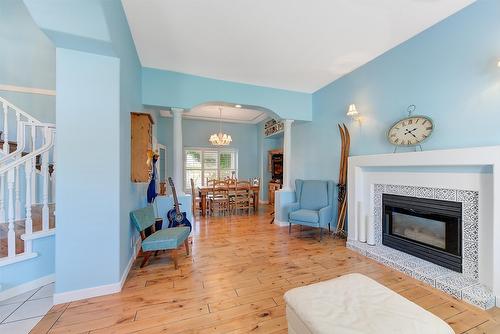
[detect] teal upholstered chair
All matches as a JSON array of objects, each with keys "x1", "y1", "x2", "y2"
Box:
[
  {"x1": 286, "y1": 179, "x2": 335, "y2": 240},
  {"x1": 130, "y1": 205, "x2": 190, "y2": 268}
]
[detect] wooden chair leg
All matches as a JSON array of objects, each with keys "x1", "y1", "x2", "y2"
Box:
[
  {"x1": 140, "y1": 251, "x2": 152, "y2": 268},
  {"x1": 289, "y1": 223, "x2": 292, "y2": 234},
  {"x1": 172, "y1": 248, "x2": 178, "y2": 269},
  {"x1": 184, "y1": 239, "x2": 190, "y2": 255}
]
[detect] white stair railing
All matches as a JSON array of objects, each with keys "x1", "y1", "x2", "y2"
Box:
[{"x1": 0, "y1": 97, "x2": 55, "y2": 264}]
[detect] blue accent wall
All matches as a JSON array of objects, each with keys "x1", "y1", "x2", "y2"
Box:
[
  {"x1": 292, "y1": 0, "x2": 500, "y2": 193},
  {"x1": 142, "y1": 68, "x2": 313, "y2": 121},
  {"x1": 0, "y1": 236, "x2": 55, "y2": 291},
  {"x1": 0, "y1": 0, "x2": 55, "y2": 123},
  {"x1": 0, "y1": 0, "x2": 56, "y2": 295},
  {"x1": 25, "y1": 0, "x2": 145, "y2": 295}
]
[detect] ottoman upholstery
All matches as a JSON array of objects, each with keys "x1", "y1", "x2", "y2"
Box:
[{"x1": 284, "y1": 273, "x2": 454, "y2": 334}]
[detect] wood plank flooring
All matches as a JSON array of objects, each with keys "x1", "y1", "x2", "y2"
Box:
[{"x1": 32, "y1": 206, "x2": 500, "y2": 333}]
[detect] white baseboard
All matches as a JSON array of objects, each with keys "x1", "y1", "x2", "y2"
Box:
[
  {"x1": 274, "y1": 219, "x2": 289, "y2": 227},
  {"x1": 53, "y1": 280, "x2": 122, "y2": 305},
  {"x1": 54, "y1": 240, "x2": 140, "y2": 305},
  {"x1": 0, "y1": 274, "x2": 55, "y2": 302}
]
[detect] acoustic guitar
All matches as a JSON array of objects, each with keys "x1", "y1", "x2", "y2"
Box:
[{"x1": 167, "y1": 177, "x2": 192, "y2": 232}]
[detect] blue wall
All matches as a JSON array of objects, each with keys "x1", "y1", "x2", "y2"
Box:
[
  {"x1": 142, "y1": 68, "x2": 313, "y2": 121},
  {"x1": 0, "y1": 236, "x2": 55, "y2": 291},
  {"x1": 25, "y1": 0, "x2": 145, "y2": 295},
  {"x1": 291, "y1": 0, "x2": 500, "y2": 224},
  {"x1": 56, "y1": 48, "x2": 121, "y2": 292},
  {"x1": 0, "y1": 0, "x2": 56, "y2": 295},
  {"x1": 0, "y1": 0, "x2": 55, "y2": 123},
  {"x1": 157, "y1": 117, "x2": 260, "y2": 187}
]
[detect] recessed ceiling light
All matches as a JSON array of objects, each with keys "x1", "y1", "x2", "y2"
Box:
[{"x1": 235, "y1": 104, "x2": 242, "y2": 108}]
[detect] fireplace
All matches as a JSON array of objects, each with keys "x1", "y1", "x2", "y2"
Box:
[{"x1": 382, "y1": 194, "x2": 462, "y2": 272}]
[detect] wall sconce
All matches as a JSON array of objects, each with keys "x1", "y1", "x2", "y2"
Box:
[
  {"x1": 497, "y1": 60, "x2": 500, "y2": 68},
  {"x1": 347, "y1": 104, "x2": 360, "y2": 121}
]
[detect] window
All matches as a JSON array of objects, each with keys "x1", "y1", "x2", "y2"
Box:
[{"x1": 185, "y1": 148, "x2": 238, "y2": 190}]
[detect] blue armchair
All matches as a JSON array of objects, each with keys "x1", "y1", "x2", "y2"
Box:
[{"x1": 286, "y1": 179, "x2": 335, "y2": 240}]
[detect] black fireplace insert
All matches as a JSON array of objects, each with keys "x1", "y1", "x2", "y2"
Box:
[{"x1": 382, "y1": 194, "x2": 462, "y2": 272}]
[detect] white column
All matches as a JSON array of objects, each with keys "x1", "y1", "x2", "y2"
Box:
[
  {"x1": 171, "y1": 108, "x2": 184, "y2": 195},
  {"x1": 281, "y1": 119, "x2": 294, "y2": 191}
]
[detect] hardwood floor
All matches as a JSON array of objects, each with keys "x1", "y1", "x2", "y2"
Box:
[{"x1": 32, "y1": 205, "x2": 500, "y2": 333}]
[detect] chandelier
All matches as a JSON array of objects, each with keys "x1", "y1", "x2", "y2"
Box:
[{"x1": 209, "y1": 107, "x2": 232, "y2": 146}]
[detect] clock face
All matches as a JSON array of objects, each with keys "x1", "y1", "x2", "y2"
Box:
[{"x1": 388, "y1": 116, "x2": 433, "y2": 146}]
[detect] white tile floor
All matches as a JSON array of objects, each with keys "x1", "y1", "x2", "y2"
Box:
[{"x1": 0, "y1": 283, "x2": 54, "y2": 333}]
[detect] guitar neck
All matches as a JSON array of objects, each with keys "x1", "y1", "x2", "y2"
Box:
[{"x1": 170, "y1": 182, "x2": 181, "y2": 214}]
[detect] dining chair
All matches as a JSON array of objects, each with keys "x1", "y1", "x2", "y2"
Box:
[
  {"x1": 190, "y1": 178, "x2": 203, "y2": 216},
  {"x1": 233, "y1": 180, "x2": 252, "y2": 214},
  {"x1": 210, "y1": 180, "x2": 230, "y2": 215},
  {"x1": 226, "y1": 178, "x2": 237, "y2": 186}
]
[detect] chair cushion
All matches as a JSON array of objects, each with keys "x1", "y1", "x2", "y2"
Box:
[
  {"x1": 130, "y1": 205, "x2": 156, "y2": 232},
  {"x1": 299, "y1": 181, "x2": 328, "y2": 211},
  {"x1": 289, "y1": 209, "x2": 319, "y2": 224},
  {"x1": 142, "y1": 226, "x2": 190, "y2": 252}
]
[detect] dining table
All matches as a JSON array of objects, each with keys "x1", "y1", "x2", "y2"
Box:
[{"x1": 197, "y1": 185, "x2": 260, "y2": 216}]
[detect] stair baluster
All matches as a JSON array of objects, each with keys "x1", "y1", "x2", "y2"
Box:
[
  {"x1": 0, "y1": 174, "x2": 5, "y2": 224},
  {"x1": 7, "y1": 169, "x2": 15, "y2": 257},
  {"x1": 0, "y1": 98, "x2": 55, "y2": 262},
  {"x1": 41, "y1": 129, "x2": 50, "y2": 231},
  {"x1": 31, "y1": 123, "x2": 36, "y2": 204},
  {"x1": 14, "y1": 165, "x2": 21, "y2": 222},
  {"x1": 24, "y1": 159, "x2": 33, "y2": 254},
  {"x1": 14, "y1": 112, "x2": 21, "y2": 221}
]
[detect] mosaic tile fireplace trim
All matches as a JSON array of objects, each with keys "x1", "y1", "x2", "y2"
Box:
[
  {"x1": 373, "y1": 184, "x2": 479, "y2": 279},
  {"x1": 345, "y1": 184, "x2": 494, "y2": 309}
]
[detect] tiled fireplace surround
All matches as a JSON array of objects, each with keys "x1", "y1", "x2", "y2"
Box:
[
  {"x1": 346, "y1": 146, "x2": 500, "y2": 311},
  {"x1": 346, "y1": 183, "x2": 495, "y2": 309}
]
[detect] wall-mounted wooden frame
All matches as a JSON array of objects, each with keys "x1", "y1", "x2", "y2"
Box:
[{"x1": 131, "y1": 112, "x2": 154, "y2": 183}]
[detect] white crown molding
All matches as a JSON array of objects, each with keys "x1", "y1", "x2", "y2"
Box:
[
  {"x1": 0, "y1": 84, "x2": 56, "y2": 96},
  {"x1": 159, "y1": 109, "x2": 268, "y2": 124},
  {"x1": 0, "y1": 274, "x2": 55, "y2": 302}
]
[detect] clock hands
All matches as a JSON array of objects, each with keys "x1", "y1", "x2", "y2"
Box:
[{"x1": 404, "y1": 127, "x2": 417, "y2": 135}]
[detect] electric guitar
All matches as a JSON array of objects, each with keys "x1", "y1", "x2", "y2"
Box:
[{"x1": 167, "y1": 177, "x2": 192, "y2": 232}]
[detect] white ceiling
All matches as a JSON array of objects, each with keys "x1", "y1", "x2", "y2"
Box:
[
  {"x1": 160, "y1": 104, "x2": 269, "y2": 124},
  {"x1": 122, "y1": 0, "x2": 474, "y2": 93}
]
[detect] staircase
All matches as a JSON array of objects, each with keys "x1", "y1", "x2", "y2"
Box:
[{"x1": 0, "y1": 97, "x2": 56, "y2": 265}]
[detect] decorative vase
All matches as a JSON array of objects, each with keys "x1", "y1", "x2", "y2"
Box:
[
  {"x1": 357, "y1": 202, "x2": 366, "y2": 242},
  {"x1": 366, "y1": 215, "x2": 375, "y2": 245}
]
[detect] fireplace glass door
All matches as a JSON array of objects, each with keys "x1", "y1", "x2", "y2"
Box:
[
  {"x1": 382, "y1": 194, "x2": 462, "y2": 272},
  {"x1": 391, "y1": 212, "x2": 446, "y2": 249}
]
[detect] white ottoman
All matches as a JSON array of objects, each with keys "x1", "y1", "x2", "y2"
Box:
[{"x1": 284, "y1": 273, "x2": 454, "y2": 334}]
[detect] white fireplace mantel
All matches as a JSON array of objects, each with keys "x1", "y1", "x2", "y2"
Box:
[{"x1": 347, "y1": 145, "x2": 500, "y2": 303}]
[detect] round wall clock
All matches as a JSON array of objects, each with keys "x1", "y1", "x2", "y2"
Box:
[{"x1": 387, "y1": 105, "x2": 433, "y2": 150}]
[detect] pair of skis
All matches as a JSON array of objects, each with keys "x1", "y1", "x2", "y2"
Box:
[{"x1": 335, "y1": 124, "x2": 350, "y2": 238}]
